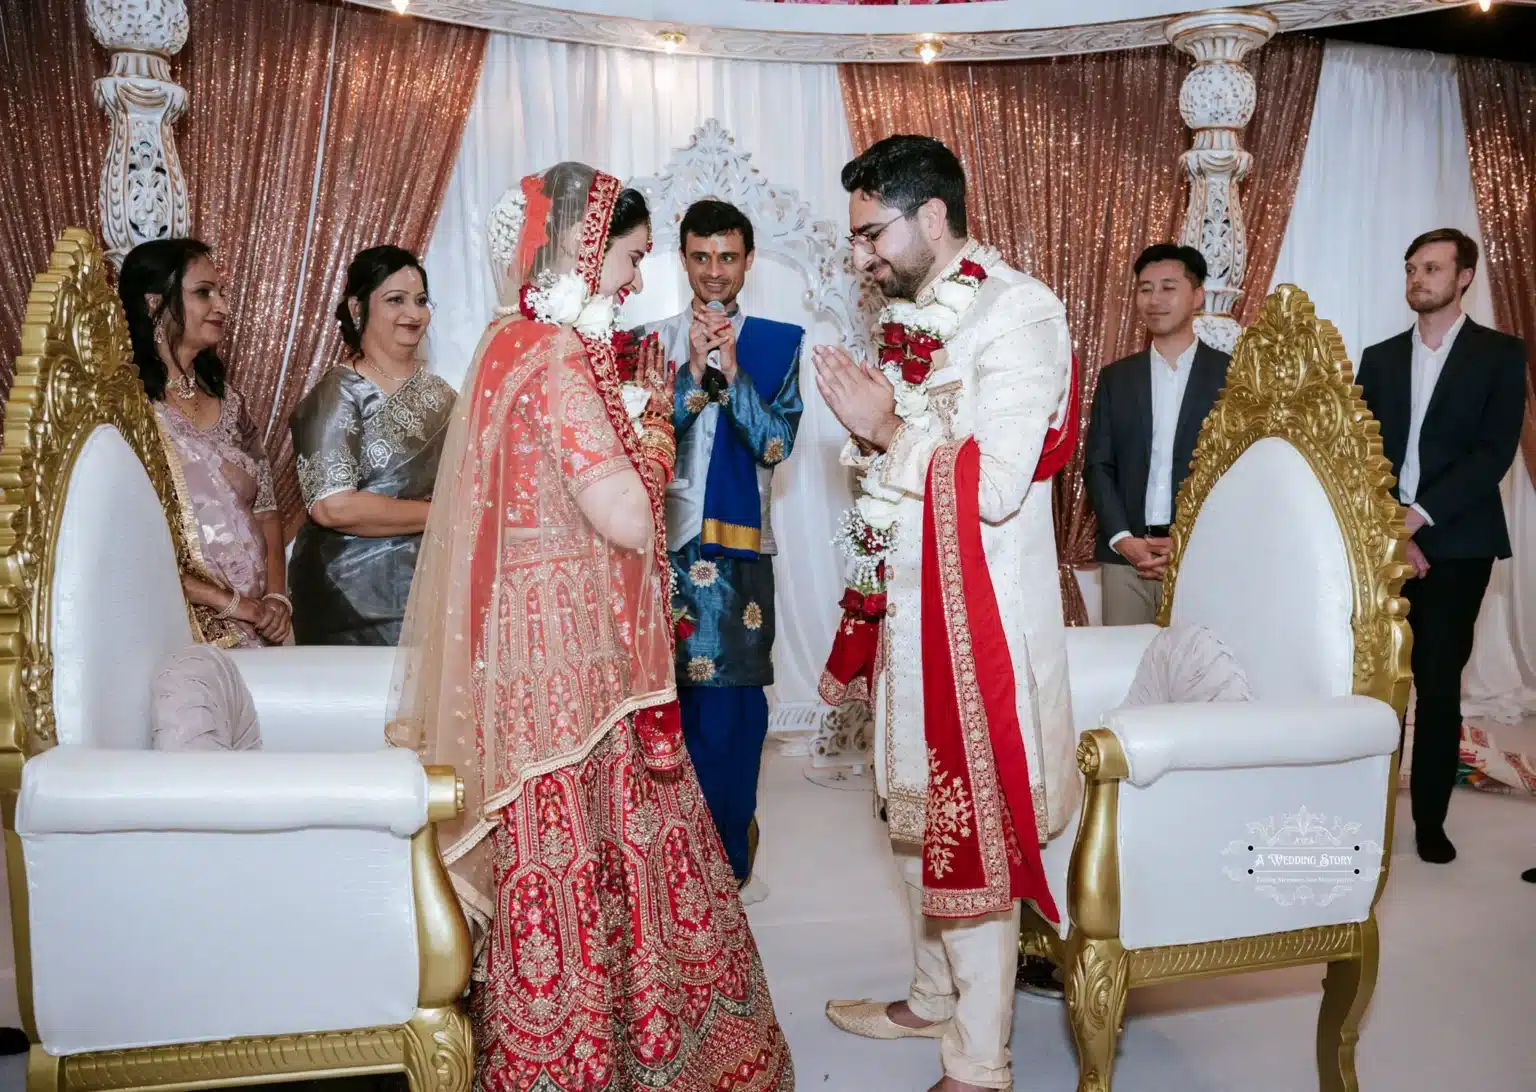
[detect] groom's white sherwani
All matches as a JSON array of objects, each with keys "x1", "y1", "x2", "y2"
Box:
[
  {"x1": 846, "y1": 241, "x2": 1080, "y2": 845},
  {"x1": 841, "y1": 241, "x2": 1077, "y2": 1089}
]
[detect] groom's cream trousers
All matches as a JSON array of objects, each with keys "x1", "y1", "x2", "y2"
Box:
[{"x1": 896, "y1": 846, "x2": 1020, "y2": 1089}]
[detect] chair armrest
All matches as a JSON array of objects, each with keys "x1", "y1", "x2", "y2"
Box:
[
  {"x1": 1103, "y1": 695, "x2": 1400, "y2": 788},
  {"x1": 223, "y1": 645, "x2": 395, "y2": 752},
  {"x1": 16, "y1": 746, "x2": 427, "y2": 837},
  {"x1": 1064, "y1": 624, "x2": 1159, "y2": 731}
]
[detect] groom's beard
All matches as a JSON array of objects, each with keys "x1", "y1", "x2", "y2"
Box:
[{"x1": 871, "y1": 238, "x2": 936, "y2": 301}]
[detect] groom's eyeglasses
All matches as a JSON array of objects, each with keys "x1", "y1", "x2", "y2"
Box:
[{"x1": 847, "y1": 210, "x2": 912, "y2": 251}]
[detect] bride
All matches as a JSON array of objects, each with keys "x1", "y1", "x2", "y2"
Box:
[{"x1": 389, "y1": 162, "x2": 793, "y2": 1091}]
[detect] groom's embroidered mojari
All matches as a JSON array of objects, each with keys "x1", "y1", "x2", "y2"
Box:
[{"x1": 837, "y1": 242, "x2": 1079, "y2": 1089}]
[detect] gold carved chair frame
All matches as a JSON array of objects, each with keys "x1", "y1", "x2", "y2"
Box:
[
  {"x1": 1022, "y1": 286, "x2": 1413, "y2": 1092},
  {"x1": 2, "y1": 231, "x2": 473, "y2": 1092}
]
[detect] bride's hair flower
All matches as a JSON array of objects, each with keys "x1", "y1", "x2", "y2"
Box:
[{"x1": 486, "y1": 187, "x2": 527, "y2": 274}]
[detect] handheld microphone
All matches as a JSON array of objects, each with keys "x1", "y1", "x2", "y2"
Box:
[{"x1": 702, "y1": 299, "x2": 728, "y2": 399}]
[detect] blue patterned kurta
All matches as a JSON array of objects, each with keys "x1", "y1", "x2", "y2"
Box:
[{"x1": 640, "y1": 308, "x2": 804, "y2": 688}]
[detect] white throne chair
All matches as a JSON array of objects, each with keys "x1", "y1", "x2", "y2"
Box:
[
  {"x1": 1026, "y1": 286, "x2": 1412, "y2": 1092},
  {"x1": 2, "y1": 232, "x2": 472, "y2": 1092}
]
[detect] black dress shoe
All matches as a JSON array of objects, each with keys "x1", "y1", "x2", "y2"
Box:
[
  {"x1": 1416, "y1": 828, "x2": 1457, "y2": 864},
  {"x1": 1522, "y1": 867, "x2": 1536, "y2": 883},
  {"x1": 1015, "y1": 955, "x2": 1064, "y2": 1000},
  {"x1": 0, "y1": 1027, "x2": 29, "y2": 1055}
]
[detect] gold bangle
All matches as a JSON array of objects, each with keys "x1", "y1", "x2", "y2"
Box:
[
  {"x1": 640, "y1": 432, "x2": 675, "y2": 459},
  {"x1": 215, "y1": 590, "x2": 242, "y2": 620}
]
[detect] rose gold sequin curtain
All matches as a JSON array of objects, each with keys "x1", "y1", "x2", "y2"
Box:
[
  {"x1": 840, "y1": 37, "x2": 1320, "y2": 623},
  {"x1": 0, "y1": 1, "x2": 105, "y2": 380},
  {"x1": 181, "y1": 1, "x2": 486, "y2": 532},
  {"x1": 1458, "y1": 56, "x2": 1536, "y2": 485},
  {"x1": 0, "y1": 0, "x2": 485, "y2": 532}
]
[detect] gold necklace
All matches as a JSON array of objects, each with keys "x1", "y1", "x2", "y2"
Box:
[
  {"x1": 168, "y1": 370, "x2": 197, "y2": 399},
  {"x1": 359, "y1": 356, "x2": 415, "y2": 389}
]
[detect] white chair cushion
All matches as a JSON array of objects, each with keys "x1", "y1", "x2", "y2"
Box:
[
  {"x1": 53, "y1": 426, "x2": 193, "y2": 749},
  {"x1": 1065, "y1": 624, "x2": 1159, "y2": 732},
  {"x1": 223, "y1": 646, "x2": 396, "y2": 752},
  {"x1": 1170, "y1": 437, "x2": 1353, "y2": 700},
  {"x1": 1123, "y1": 624, "x2": 1254, "y2": 707}
]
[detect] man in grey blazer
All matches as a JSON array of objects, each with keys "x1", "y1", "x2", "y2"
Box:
[{"x1": 1084, "y1": 244, "x2": 1231, "y2": 625}]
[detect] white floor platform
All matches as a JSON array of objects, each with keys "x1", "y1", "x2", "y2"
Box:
[{"x1": 745, "y1": 747, "x2": 1536, "y2": 1092}]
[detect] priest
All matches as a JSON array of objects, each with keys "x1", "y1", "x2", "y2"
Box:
[{"x1": 641, "y1": 198, "x2": 804, "y2": 902}]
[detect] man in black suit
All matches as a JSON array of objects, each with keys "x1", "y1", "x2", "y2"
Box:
[
  {"x1": 1084, "y1": 244, "x2": 1231, "y2": 625},
  {"x1": 1356, "y1": 228, "x2": 1527, "y2": 865}
]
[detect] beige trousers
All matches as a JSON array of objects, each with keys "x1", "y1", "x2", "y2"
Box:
[
  {"x1": 1100, "y1": 561, "x2": 1163, "y2": 626},
  {"x1": 896, "y1": 846, "x2": 1020, "y2": 1089}
]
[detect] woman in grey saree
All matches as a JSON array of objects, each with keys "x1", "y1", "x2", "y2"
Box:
[{"x1": 289, "y1": 247, "x2": 455, "y2": 645}]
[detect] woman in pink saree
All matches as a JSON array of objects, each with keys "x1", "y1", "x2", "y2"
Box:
[
  {"x1": 389, "y1": 163, "x2": 792, "y2": 1091},
  {"x1": 119, "y1": 239, "x2": 291, "y2": 648}
]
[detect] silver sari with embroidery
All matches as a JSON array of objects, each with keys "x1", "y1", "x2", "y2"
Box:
[{"x1": 288, "y1": 366, "x2": 456, "y2": 645}]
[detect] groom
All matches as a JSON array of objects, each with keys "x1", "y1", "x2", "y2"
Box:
[{"x1": 816, "y1": 136, "x2": 1079, "y2": 1092}]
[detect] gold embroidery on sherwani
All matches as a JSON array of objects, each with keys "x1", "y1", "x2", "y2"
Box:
[
  {"x1": 923, "y1": 748, "x2": 973, "y2": 879},
  {"x1": 927, "y1": 380, "x2": 963, "y2": 439},
  {"x1": 872, "y1": 243, "x2": 1072, "y2": 852}
]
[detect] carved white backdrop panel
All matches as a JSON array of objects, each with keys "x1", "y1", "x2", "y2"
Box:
[
  {"x1": 627, "y1": 119, "x2": 878, "y2": 358},
  {"x1": 422, "y1": 33, "x2": 865, "y2": 755}
]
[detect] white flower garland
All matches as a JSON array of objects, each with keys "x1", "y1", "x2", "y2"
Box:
[
  {"x1": 837, "y1": 251, "x2": 992, "y2": 571},
  {"x1": 518, "y1": 271, "x2": 620, "y2": 345}
]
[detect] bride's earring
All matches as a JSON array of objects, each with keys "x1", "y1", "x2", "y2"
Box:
[{"x1": 153, "y1": 315, "x2": 168, "y2": 346}]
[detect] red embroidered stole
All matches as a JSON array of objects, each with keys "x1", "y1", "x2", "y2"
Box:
[{"x1": 919, "y1": 438, "x2": 1061, "y2": 923}]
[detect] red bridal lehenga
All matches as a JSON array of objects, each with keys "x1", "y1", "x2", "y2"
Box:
[{"x1": 388, "y1": 163, "x2": 793, "y2": 1092}]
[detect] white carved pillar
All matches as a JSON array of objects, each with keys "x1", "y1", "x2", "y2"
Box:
[
  {"x1": 1164, "y1": 10, "x2": 1277, "y2": 352},
  {"x1": 85, "y1": 0, "x2": 192, "y2": 267}
]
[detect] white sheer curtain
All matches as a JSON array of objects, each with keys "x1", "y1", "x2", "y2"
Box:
[
  {"x1": 422, "y1": 34, "x2": 855, "y2": 726},
  {"x1": 1270, "y1": 40, "x2": 1536, "y2": 722}
]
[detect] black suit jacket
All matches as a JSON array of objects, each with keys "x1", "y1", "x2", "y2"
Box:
[
  {"x1": 1356, "y1": 318, "x2": 1527, "y2": 561},
  {"x1": 1084, "y1": 341, "x2": 1231, "y2": 564}
]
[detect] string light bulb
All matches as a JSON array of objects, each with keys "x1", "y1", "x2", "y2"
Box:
[
  {"x1": 391, "y1": 0, "x2": 409, "y2": 12},
  {"x1": 916, "y1": 37, "x2": 944, "y2": 65},
  {"x1": 659, "y1": 30, "x2": 686, "y2": 54}
]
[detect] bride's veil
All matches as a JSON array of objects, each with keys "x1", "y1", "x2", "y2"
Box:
[{"x1": 387, "y1": 163, "x2": 674, "y2": 933}]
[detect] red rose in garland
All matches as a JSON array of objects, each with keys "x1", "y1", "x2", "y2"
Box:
[{"x1": 613, "y1": 328, "x2": 641, "y2": 383}]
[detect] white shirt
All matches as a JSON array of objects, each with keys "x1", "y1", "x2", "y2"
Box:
[
  {"x1": 1108, "y1": 340, "x2": 1198, "y2": 551},
  {"x1": 1145, "y1": 339, "x2": 1198, "y2": 527},
  {"x1": 1398, "y1": 311, "x2": 1465, "y2": 524}
]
